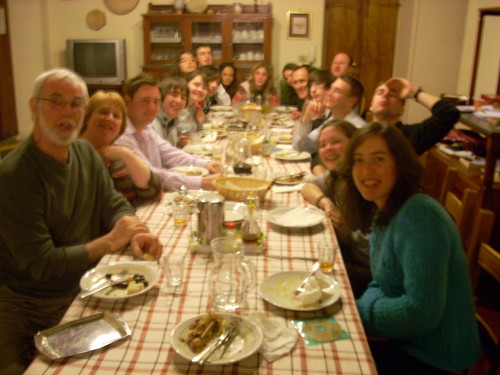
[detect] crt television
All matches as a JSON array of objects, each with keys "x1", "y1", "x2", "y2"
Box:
[{"x1": 66, "y1": 39, "x2": 126, "y2": 85}]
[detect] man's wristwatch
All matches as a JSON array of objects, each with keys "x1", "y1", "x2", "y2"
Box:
[{"x1": 413, "y1": 87, "x2": 423, "y2": 101}]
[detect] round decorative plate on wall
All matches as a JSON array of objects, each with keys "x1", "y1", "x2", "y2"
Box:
[
  {"x1": 186, "y1": 0, "x2": 208, "y2": 14},
  {"x1": 103, "y1": 0, "x2": 139, "y2": 15},
  {"x1": 86, "y1": 10, "x2": 106, "y2": 31}
]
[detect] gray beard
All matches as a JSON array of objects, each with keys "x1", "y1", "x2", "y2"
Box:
[{"x1": 38, "y1": 107, "x2": 82, "y2": 147}]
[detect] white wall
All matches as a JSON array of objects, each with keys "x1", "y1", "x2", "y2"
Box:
[
  {"x1": 456, "y1": 0, "x2": 500, "y2": 100},
  {"x1": 393, "y1": 0, "x2": 467, "y2": 123}
]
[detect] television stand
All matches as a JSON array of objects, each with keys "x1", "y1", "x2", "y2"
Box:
[{"x1": 87, "y1": 83, "x2": 123, "y2": 97}]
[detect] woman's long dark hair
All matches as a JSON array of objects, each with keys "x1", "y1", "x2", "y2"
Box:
[
  {"x1": 337, "y1": 122, "x2": 424, "y2": 232},
  {"x1": 219, "y1": 62, "x2": 239, "y2": 99}
]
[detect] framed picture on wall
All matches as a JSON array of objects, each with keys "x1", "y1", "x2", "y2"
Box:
[{"x1": 286, "y1": 11, "x2": 311, "y2": 40}]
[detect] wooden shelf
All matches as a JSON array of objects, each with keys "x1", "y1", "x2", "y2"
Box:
[{"x1": 142, "y1": 2, "x2": 272, "y2": 82}]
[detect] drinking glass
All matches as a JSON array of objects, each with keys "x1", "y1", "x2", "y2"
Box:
[
  {"x1": 172, "y1": 201, "x2": 189, "y2": 227},
  {"x1": 317, "y1": 241, "x2": 338, "y2": 273},
  {"x1": 163, "y1": 254, "x2": 185, "y2": 287}
]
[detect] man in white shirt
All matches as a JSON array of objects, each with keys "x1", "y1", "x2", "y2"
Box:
[
  {"x1": 293, "y1": 74, "x2": 366, "y2": 154},
  {"x1": 114, "y1": 74, "x2": 220, "y2": 191}
]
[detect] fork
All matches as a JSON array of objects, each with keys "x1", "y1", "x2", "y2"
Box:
[
  {"x1": 79, "y1": 268, "x2": 129, "y2": 299},
  {"x1": 192, "y1": 323, "x2": 238, "y2": 366},
  {"x1": 293, "y1": 262, "x2": 321, "y2": 295}
]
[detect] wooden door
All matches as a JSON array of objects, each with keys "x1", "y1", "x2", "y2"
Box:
[
  {"x1": 323, "y1": 0, "x2": 399, "y2": 115},
  {"x1": 0, "y1": 0, "x2": 18, "y2": 141}
]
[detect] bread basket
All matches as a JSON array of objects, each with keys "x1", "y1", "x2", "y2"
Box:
[{"x1": 213, "y1": 176, "x2": 270, "y2": 202}]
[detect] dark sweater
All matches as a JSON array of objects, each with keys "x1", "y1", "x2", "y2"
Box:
[{"x1": 0, "y1": 137, "x2": 135, "y2": 298}]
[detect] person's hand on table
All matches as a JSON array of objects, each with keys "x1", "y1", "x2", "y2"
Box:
[
  {"x1": 177, "y1": 135, "x2": 191, "y2": 148},
  {"x1": 201, "y1": 173, "x2": 221, "y2": 190},
  {"x1": 206, "y1": 161, "x2": 222, "y2": 174},
  {"x1": 108, "y1": 216, "x2": 150, "y2": 251},
  {"x1": 290, "y1": 110, "x2": 301, "y2": 120},
  {"x1": 130, "y1": 232, "x2": 163, "y2": 260}
]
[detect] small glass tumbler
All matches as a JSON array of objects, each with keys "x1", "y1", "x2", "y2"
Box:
[
  {"x1": 317, "y1": 241, "x2": 337, "y2": 273},
  {"x1": 172, "y1": 201, "x2": 189, "y2": 227},
  {"x1": 163, "y1": 254, "x2": 185, "y2": 287}
]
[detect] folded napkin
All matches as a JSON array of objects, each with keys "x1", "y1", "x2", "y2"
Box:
[
  {"x1": 297, "y1": 273, "x2": 336, "y2": 306},
  {"x1": 248, "y1": 312, "x2": 298, "y2": 362},
  {"x1": 201, "y1": 131, "x2": 217, "y2": 143},
  {"x1": 272, "y1": 183, "x2": 305, "y2": 193},
  {"x1": 272, "y1": 207, "x2": 322, "y2": 226}
]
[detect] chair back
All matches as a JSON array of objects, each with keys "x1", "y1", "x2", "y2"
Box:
[
  {"x1": 438, "y1": 166, "x2": 457, "y2": 204},
  {"x1": 444, "y1": 187, "x2": 480, "y2": 249},
  {"x1": 467, "y1": 208, "x2": 495, "y2": 288}
]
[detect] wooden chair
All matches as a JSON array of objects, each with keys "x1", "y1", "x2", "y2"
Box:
[
  {"x1": 470, "y1": 243, "x2": 500, "y2": 375},
  {"x1": 444, "y1": 187, "x2": 480, "y2": 250},
  {"x1": 467, "y1": 208, "x2": 495, "y2": 286},
  {"x1": 438, "y1": 166, "x2": 458, "y2": 204}
]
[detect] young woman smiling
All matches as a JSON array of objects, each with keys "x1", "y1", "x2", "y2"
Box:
[
  {"x1": 80, "y1": 90, "x2": 162, "y2": 204},
  {"x1": 338, "y1": 122, "x2": 480, "y2": 375}
]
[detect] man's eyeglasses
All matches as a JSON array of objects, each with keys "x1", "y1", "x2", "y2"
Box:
[{"x1": 37, "y1": 97, "x2": 86, "y2": 111}]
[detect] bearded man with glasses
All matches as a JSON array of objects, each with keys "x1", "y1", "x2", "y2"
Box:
[{"x1": 0, "y1": 68, "x2": 162, "y2": 374}]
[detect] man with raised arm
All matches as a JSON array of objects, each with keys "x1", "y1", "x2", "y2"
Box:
[{"x1": 370, "y1": 77, "x2": 460, "y2": 155}]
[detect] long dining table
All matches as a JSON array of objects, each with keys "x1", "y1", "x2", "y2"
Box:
[{"x1": 25, "y1": 128, "x2": 377, "y2": 375}]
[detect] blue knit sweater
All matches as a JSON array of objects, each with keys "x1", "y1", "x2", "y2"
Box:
[{"x1": 356, "y1": 193, "x2": 480, "y2": 372}]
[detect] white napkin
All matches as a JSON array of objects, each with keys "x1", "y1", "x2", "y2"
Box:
[
  {"x1": 272, "y1": 207, "x2": 322, "y2": 226},
  {"x1": 201, "y1": 131, "x2": 217, "y2": 143},
  {"x1": 248, "y1": 312, "x2": 298, "y2": 362},
  {"x1": 297, "y1": 273, "x2": 336, "y2": 306},
  {"x1": 272, "y1": 183, "x2": 305, "y2": 193}
]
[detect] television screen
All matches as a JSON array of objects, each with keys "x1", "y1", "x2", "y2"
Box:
[
  {"x1": 74, "y1": 43, "x2": 117, "y2": 77},
  {"x1": 66, "y1": 39, "x2": 126, "y2": 85}
]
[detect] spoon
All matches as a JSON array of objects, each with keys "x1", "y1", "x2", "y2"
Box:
[{"x1": 293, "y1": 262, "x2": 321, "y2": 295}]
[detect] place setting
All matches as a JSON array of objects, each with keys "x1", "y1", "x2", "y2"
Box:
[{"x1": 260, "y1": 241, "x2": 341, "y2": 312}]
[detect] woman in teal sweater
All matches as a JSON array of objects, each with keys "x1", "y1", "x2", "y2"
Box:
[{"x1": 338, "y1": 122, "x2": 480, "y2": 374}]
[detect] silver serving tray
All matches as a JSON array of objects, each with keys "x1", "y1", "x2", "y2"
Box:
[{"x1": 34, "y1": 312, "x2": 131, "y2": 360}]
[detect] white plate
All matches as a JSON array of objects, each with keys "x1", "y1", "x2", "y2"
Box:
[
  {"x1": 79, "y1": 262, "x2": 158, "y2": 300},
  {"x1": 260, "y1": 271, "x2": 341, "y2": 311},
  {"x1": 275, "y1": 136, "x2": 293, "y2": 144},
  {"x1": 267, "y1": 207, "x2": 324, "y2": 228},
  {"x1": 170, "y1": 313, "x2": 263, "y2": 365},
  {"x1": 274, "y1": 175, "x2": 306, "y2": 185},
  {"x1": 170, "y1": 166, "x2": 209, "y2": 177},
  {"x1": 275, "y1": 106, "x2": 297, "y2": 114},
  {"x1": 275, "y1": 150, "x2": 311, "y2": 161},
  {"x1": 210, "y1": 105, "x2": 233, "y2": 113},
  {"x1": 224, "y1": 201, "x2": 246, "y2": 222},
  {"x1": 183, "y1": 144, "x2": 214, "y2": 155}
]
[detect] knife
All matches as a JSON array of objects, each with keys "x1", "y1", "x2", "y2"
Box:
[
  {"x1": 192, "y1": 324, "x2": 238, "y2": 366},
  {"x1": 79, "y1": 275, "x2": 130, "y2": 299}
]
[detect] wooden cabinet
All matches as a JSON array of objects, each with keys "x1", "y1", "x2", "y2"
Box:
[
  {"x1": 142, "y1": 3, "x2": 272, "y2": 82},
  {"x1": 423, "y1": 114, "x2": 500, "y2": 248}
]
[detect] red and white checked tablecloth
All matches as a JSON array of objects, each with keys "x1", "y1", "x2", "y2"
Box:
[{"x1": 25, "y1": 151, "x2": 376, "y2": 375}]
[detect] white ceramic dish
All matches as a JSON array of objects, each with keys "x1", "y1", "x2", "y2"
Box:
[
  {"x1": 210, "y1": 105, "x2": 233, "y2": 113},
  {"x1": 170, "y1": 313, "x2": 263, "y2": 365},
  {"x1": 183, "y1": 144, "x2": 213, "y2": 155},
  {"x1": 260, "y1": 271, "x2": 341, "y2": 311},
  {"x1": 267, "y1": 207, "x2": 324, "y2": 228},
  {"x1": 224, "y1": 201, "x2": 246, "y2": 222},
  {"x1": 274, "y1": 176, "x2": 306, "y2": 185},
  {"x1": 275, "y1": 105, "x2": 297, "y2": 114},
  {"x1": 274, "y1": 150, "x2": 311, "y2": 161},
  {"x1": 170, "y1": 166, "x2": 209, "y2": 177},
  {"x1": 79, "y1": 262, "x2": 158, "y2": 300}
]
